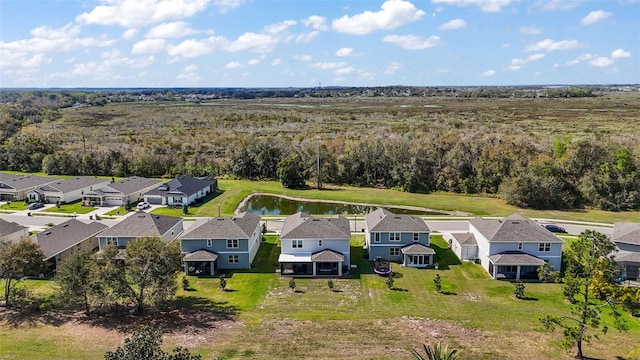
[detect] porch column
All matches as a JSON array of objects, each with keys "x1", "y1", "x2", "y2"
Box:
[
  {"x1": 313, "y1": 262, "x2": 316, "y2": 277},
  {"x1": 492, "y1": 263, "x2": 497, "y2": 279},
  {"x1": 210, "y1": 261, "x2": 215, "y2": 276},
  {"x1": 338, "y1": 262, "x2": 342, "y2": 276},
  {"x1": 516, "y1": 266, "x2": 521, "y2": 280}
]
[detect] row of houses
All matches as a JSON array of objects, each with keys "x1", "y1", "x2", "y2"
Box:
[
  {"x1": 0, "y1": 173, "x2": 216, "y2": 207},
  {"x1": 2, "y1": 208, "x2": 639, "y2": 281}
]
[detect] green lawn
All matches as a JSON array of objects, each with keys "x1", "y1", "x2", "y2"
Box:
[
  {"x1": 0, "y1": 201, "x2": 28, "y2": 211},
  {"x1": 45, "y1": 200, "x2": 96, "y2": 215},
  {"x1": 3, "y1": 235, "x2": 639, "y2": 359}
]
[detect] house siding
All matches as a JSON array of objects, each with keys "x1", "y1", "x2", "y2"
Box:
[
  {"x1": 281, "y1": 238, "x2": 350, "y2": 266},
  {"x1": 366, "y1": 231, "x2": 430, "y2": 261},
  {"x1": 53, "y1": 236, "x2": 99, "y2": 266}
]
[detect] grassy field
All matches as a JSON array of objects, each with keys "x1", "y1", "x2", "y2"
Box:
[
  {"x1": 44, "y1": 200, "x2": 96, "y2": 215},
  {"x1": 2, "y1": 235, "x2": 639, "y2": 360}
]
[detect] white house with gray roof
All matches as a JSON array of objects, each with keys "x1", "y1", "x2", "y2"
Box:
[
  {"x1": 82, "y1": 176, "x2": 163, "y2": 207},
  {"x1": 0, "y1": 218, "x2": 29, "y2": 242},
  {"x1": 364, "y1": 208, "x2": 434, "y2": 268},
  {"x1": 97, "y1": 211, "x2": 183, "y2": 251},
  {"x1": 448, "y1": 214, "x2": 563, "y2": 280},
  {"x1": 612, "y1": 222, "x2": 640, "y2": 281},
  {"x1": 27, "y1": 176, "x2": 110, "y2": 204},
  {"x1": 143, "y1": 175, "x2": 216, "y2": 206},
  {"x1": 31, "y1": 219, "x2": 107, "y2": 268},
  {"x1": 0, "y1": 172, "x2": 61, "y2": 201},
  {"x1": 179, "y1": 212, "x2": 262, "y2": 275},
  {"x1": 278, "y1": 212, "x2": 351, "y2": 277}
]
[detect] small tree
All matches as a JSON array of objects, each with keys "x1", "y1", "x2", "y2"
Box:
[
  {"x1": 182, "y1": 204, "x2": 188, "y2": 215},
  {"x1": 289, "y1": 278, "x2": 296, "y2": 292},
  {"x1": 537, "y1": 262, "x2": 560, "y2": 283},
  {"x1": 540, "y1": 230, "x2": 624, "y2": 359},
  {"x1": 327, "y1": 279, "x2": 334, "y2": 291},
  {"x1": 219, "y1": 274, "x2": 227, "y2": 291},
  {"x1": 411, "y1": 342, "x2": 459, "y2": 360},
  {"x1": 513, "y1": 281, "x2": 525, "y2": 299},
  {"x1": 104, "y1": 326, "x2": 201, "y2": 360},
  {"x1": 55, "y1": 249, "x2": 99, "y2": 314},
  {"x1": 386, "y1": 273, "x2": 395, "y2": 290},
  {"x1": 0, "y1": 239, "x2": 48, "y2": 307},
  {"x1": 124, "y1": 200, "x2": 132, "y2": 211},
  {"x1": 433, "y1": 274, "x2": 442, "y2": 293},
  {"x1": 277, "y1": 153, "x2": 306, "y2": 189},
  {"x1": 181, "y1": 276, "x2": 190, "y2": 291}
]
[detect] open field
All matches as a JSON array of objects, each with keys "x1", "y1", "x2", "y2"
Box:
[{"x1": 2, "y1": 236, "x2": 639, "y2": 360}]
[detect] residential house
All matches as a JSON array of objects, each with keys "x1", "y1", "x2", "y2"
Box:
[
  {"x1": 278, "y1": 212, "x2": 351, "y2": 277},
  {"x1": 27, "y1": 176, "x2": 111, "y2": 204},
  {"x1": 179, "y1": 212, "x2": 262, "y2": 275},
  {"x1": 97, "y1": 211, "x2": 183, "y2": 250},
  {"x1": 612, "y1": 222, "x2": 640, "y2": 281},
  {"x1": 82, "y1": 176, "x2": 163, "y2": 206},
  {"x1": 364, "y1": 208, "x2": 435, "y2": 268},
  {"x1": 447, "y1": 214, "x2": 563, "y2": 280},
  {"x1": 31, "y1": 219, "x2": 107, "y2": 269},
  {"x1": 0, "y1": 172, "x2": 60, "y2": 201},
  {"x1": 143, "y1": 175, "x2": 217, "y2": 206},
  {"x1": 0, "y1": 218, "x2": 29, "y2": 242}
]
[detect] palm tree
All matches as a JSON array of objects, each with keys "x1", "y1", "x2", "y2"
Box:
[{"x1": 411, "y1": 343, "x2": 459, "y2": 360}]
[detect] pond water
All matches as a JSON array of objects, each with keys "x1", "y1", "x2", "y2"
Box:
[{"x1": 237, "y1": 195, "x2": 444, "y2": 216}]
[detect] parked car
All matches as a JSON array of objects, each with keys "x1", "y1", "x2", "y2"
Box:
[
  {"x1": 136, "y1": 202, "x2": 150, "y2": 210},
  {"x1": 28, "y1": 202, "x2": 44, "y2": 210},
  {"x1": 544, "y1": 224, "x2": 566, "y2": 233}
]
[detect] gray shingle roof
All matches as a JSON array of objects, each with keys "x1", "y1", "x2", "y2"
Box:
[
  {"x1": 0, "y1": 218, "x2": 28, "y2": 238},
  {"x1": 144, "y1": 175, "x2": 215, "y2": 197},
  {"x1": 98, "y1": 211, "x2": 182, "y2": 238},
  {"x1": 365, "y1": 208, "x2": 430, "y2": 232},
  {"x1": 31, "y1": 219, "x2": 108, "y2": 259},
  {"x1": 615, "y1": 251, "x2": 640, "y2": 264},
  {"x1": 401, "y1": 243, "x2": 436, "y2": 255},
  {"x1": 612, "y1": 222, "x2": 640, "y2": 246},
  {"x1": 0, "y1": 173, "x2": 60, "y2": 191},
  {"x1": 452, "y1": 232, "x2": 477, "y2": 245},
  {"x1": 180, "y1": 212, "x2": 260, "y2": 239},
  {"x1": 488, "y1": 251, "x2": 545, "y2": 266},
  {"x1": 280, "y1": 212, "x2": 351, "y2": 240},
  {"x1": 38, "y1": 176, "x2": 108, "y2": 193},
  {"x1": 184, "y1": 249, "x2": 219, "y2": 262},
  {"x1": 87, "y1": 176, "x2": 163, "y2": 197},
  {"x1": 311, "y1": 249, "x2": 344, "y2": 262},
  {"x1": 470, "y1": 214, "x2": 562, "y2": 243}
]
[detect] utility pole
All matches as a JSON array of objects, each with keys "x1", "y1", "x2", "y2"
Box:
[{"x1": 316, "y1": 135, "x2": 321, "y2": 189}]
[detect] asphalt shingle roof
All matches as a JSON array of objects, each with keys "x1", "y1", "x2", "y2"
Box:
[
  {"x1": 470, "y1": 214, "x2": 562, "y2": 243},
  {"x1": 612, "y1": 222, "x2": 640, "y2": 246},
  {"x1": 39, "y1": 176, "x2": 108, "y2": 193},
  {"x1": 31, "y1": 219, "x2": 108, "y2": 259},
  {"x1": 488, "y1": 251, "x2": 546, "y2": 266},
  {"x1": 184, "y1": 249, "x2": 219, "y2": 262},
  {"x1": 87, "y1": 176, "x2": 163, "y2": 197},
  {"x1": 98, "y1": 211, "x2": 182, "y2": 238},
  {"x1": 280, "y1": 212, "x2": 351, "y2": 240},
  {"x1": 0, "y1": 173, "x2": 60, "y2": 191},
  {"x1": 144, "y1": 175, "x2": 215, "y2": 197},
  {"x1": 401, "y1": 243, "x2": 436, "y2": 255},
  {"x1": 311, "y1": 249, "x2": 344, "y2": 262},
  {"x1": 180, "y1": 212, "x2": 260, "y2": 239},
  {"x1": 0, "y1": 218, "x2": 28, "y2": 238},
  {"x1": 364, "y1": 208, "x2": 430, "y2": 232},
  {"x1": 452, "y1": 232, "x2": 477, "y2": 245}
]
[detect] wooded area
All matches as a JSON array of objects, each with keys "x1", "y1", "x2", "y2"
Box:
[{"x1": 1, "y1": 88, "x2": 638, "y2": 210}]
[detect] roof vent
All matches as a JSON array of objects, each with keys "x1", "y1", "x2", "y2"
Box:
[
  {"x1": 511, "y1": 221, "x2": 520, "y2": 224},
  {"x1": 63, "y1": 224, "x2": 69, "y2": 227},
  {"x1": 312, "y1": 219, "x2": 320, "y2": 221},
  {"x1": 394, "y1": 216, "x2": 402, "y2": 219},
  {"x1": 217, "y1": 218, "x2": 225, "y2": 221},
  {"x1": 45, "y1": 231, "x2": 51, "y2": 235}
]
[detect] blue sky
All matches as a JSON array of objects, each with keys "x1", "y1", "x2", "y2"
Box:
[{"x1": 1, "y1": 0, "x2": 638, "y2": 88}]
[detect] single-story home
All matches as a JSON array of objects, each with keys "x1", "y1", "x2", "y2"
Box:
[
  {"x1": 0, "y1": 218, "x2": 29, "y2": 242},
  {"x1": 82, "y1": 176, "x2": 163, "y2": 206},
  {"x1": 97, "y1": 211, "x2": 184, "y2": 250},
  {"x1": 27, "y1": 176, "x2": 111, "y2": 204},
  {"x1": 143, "y1": 175, "x2": 217, "y2": 206},
  {"x1": 0, "y1": 172, "x2": 61, "y2": 201}
]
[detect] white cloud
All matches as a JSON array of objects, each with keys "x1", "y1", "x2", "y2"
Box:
[
  {"x1": 294, "y1": 54, "x2": 312, "y2": 61},
  {"x1": 524, "y1": 38, "x2": 581, "y2": 52},
  {"x1": 385, "y1": 62, "x2": 402, "y2": 74},
  {"x1": 168, "y1": 38, "x2": 219, "y2": 58},
  {"x1": 225, "y1": 61, "x2": 242, "y2": 69},
  {"x1": 611, "y1": 49, "x2": 631, "y2": 59},
  {"x1": 439, "y1": 18, "x2": 466, "y2": 30},
  {"x1": 226, "y1": 32, "x2": 279, "y2": 53},
  {"x1": 482, "y1": 69, "x2": 495, "y2": 77},
  {"x1": 432, "y1": 0, "x2": 511, "y2": 12},
  {"x1": 271, "y1": 59, "x2": 282, "y2": 66},
  {"x1": 580, "y1": 10, "x2": 611, "y2": 26},
  {"x1": 302, "y1": 15, "x2": 329, "y2": 31},
  {"x1": 310, "y1": 62, "x2": 347, "y2": 70},
  {"x1": 566, "y1": 53, "x2": 595, "y2": 65},
  {"x1": 76, "y1": 0, "x2": 210, "y2": 27},
  {"x1": 214, "y1": 0, "x2": 244, "y2": 14},
  {"x1": 382, "y1": 34, "x2": 440, "y2": 50},
  {"x1": 509, "y1": 53, "x2": 544, "y2": 70},
  {"x1": 519, "y1": 25, "x2": 542, "y2": 35},
  {"x1": 530, "y1": 0, "x2": 582, "y2": 12},
  {"x1": 123, "y1": 28, "x2": 139, "y2": 39},
  {"x1": 335, "y1": 47, "x2": 354, "y2": 57},
  {"x1": 295, "y1": 31, "x2": 320, "y2": 43},
  {"x1": 335, "y1": 66, "x2": 355, "y2": 75},
  {"x1": 332, "y1": 0, "x2": 425, "y2": 35},
  {"x1": 265, "y1": 20, "x2": 297, "y2": 35},
  {"x1": 247, "y1": 59, "x2": 259, "y2": 65},
  {"x1": 177, "y1": 64, "x2": 201, "y2": 81},
  {"x1": 132, "y1": 38, "x2": 166, "y2": 54},
  {"x1": 146, "y1": 21, "x2": 197, "y2": 38},
  {"x1": 590, "y1": 57, "x2": 614, "y2": 67}
]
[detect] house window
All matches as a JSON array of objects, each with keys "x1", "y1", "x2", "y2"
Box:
[
  {"x1": 413, "y1": 233, "x2": 419, "y2": 242},
  {"x1": 318, "y1": 239, "x2": 323, "y2": 247},
  {"x1": 207, "y1": 239, "x2": 212, "y2": 247},
  {"x1": 106, "y1": 237, "x2": 118, "y2": 247},
  {"x1": 227, "y1": 239, "x2": 239, "y2": 248},
  {"x1": 389, "y1": 232, "x2": 400, "y2": 242},
  {"x1": 389, "y1": 247, "x2": 400, "y2": 256},
  {"x1": 292, "y1": 240, "x2": 303, "y2": 249},
  {"x1": 373, "y1": 233, "x2": 380, "y2": 243},
  {"x1": 229, "y1": 255, "x2": 239, "y2": 264},
  {"x1": 517, "y1": 242, "x2": 523, "y2": 250},
  {"x1": 538, "y1": 243, "x2": 551, "y2": 252}
]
